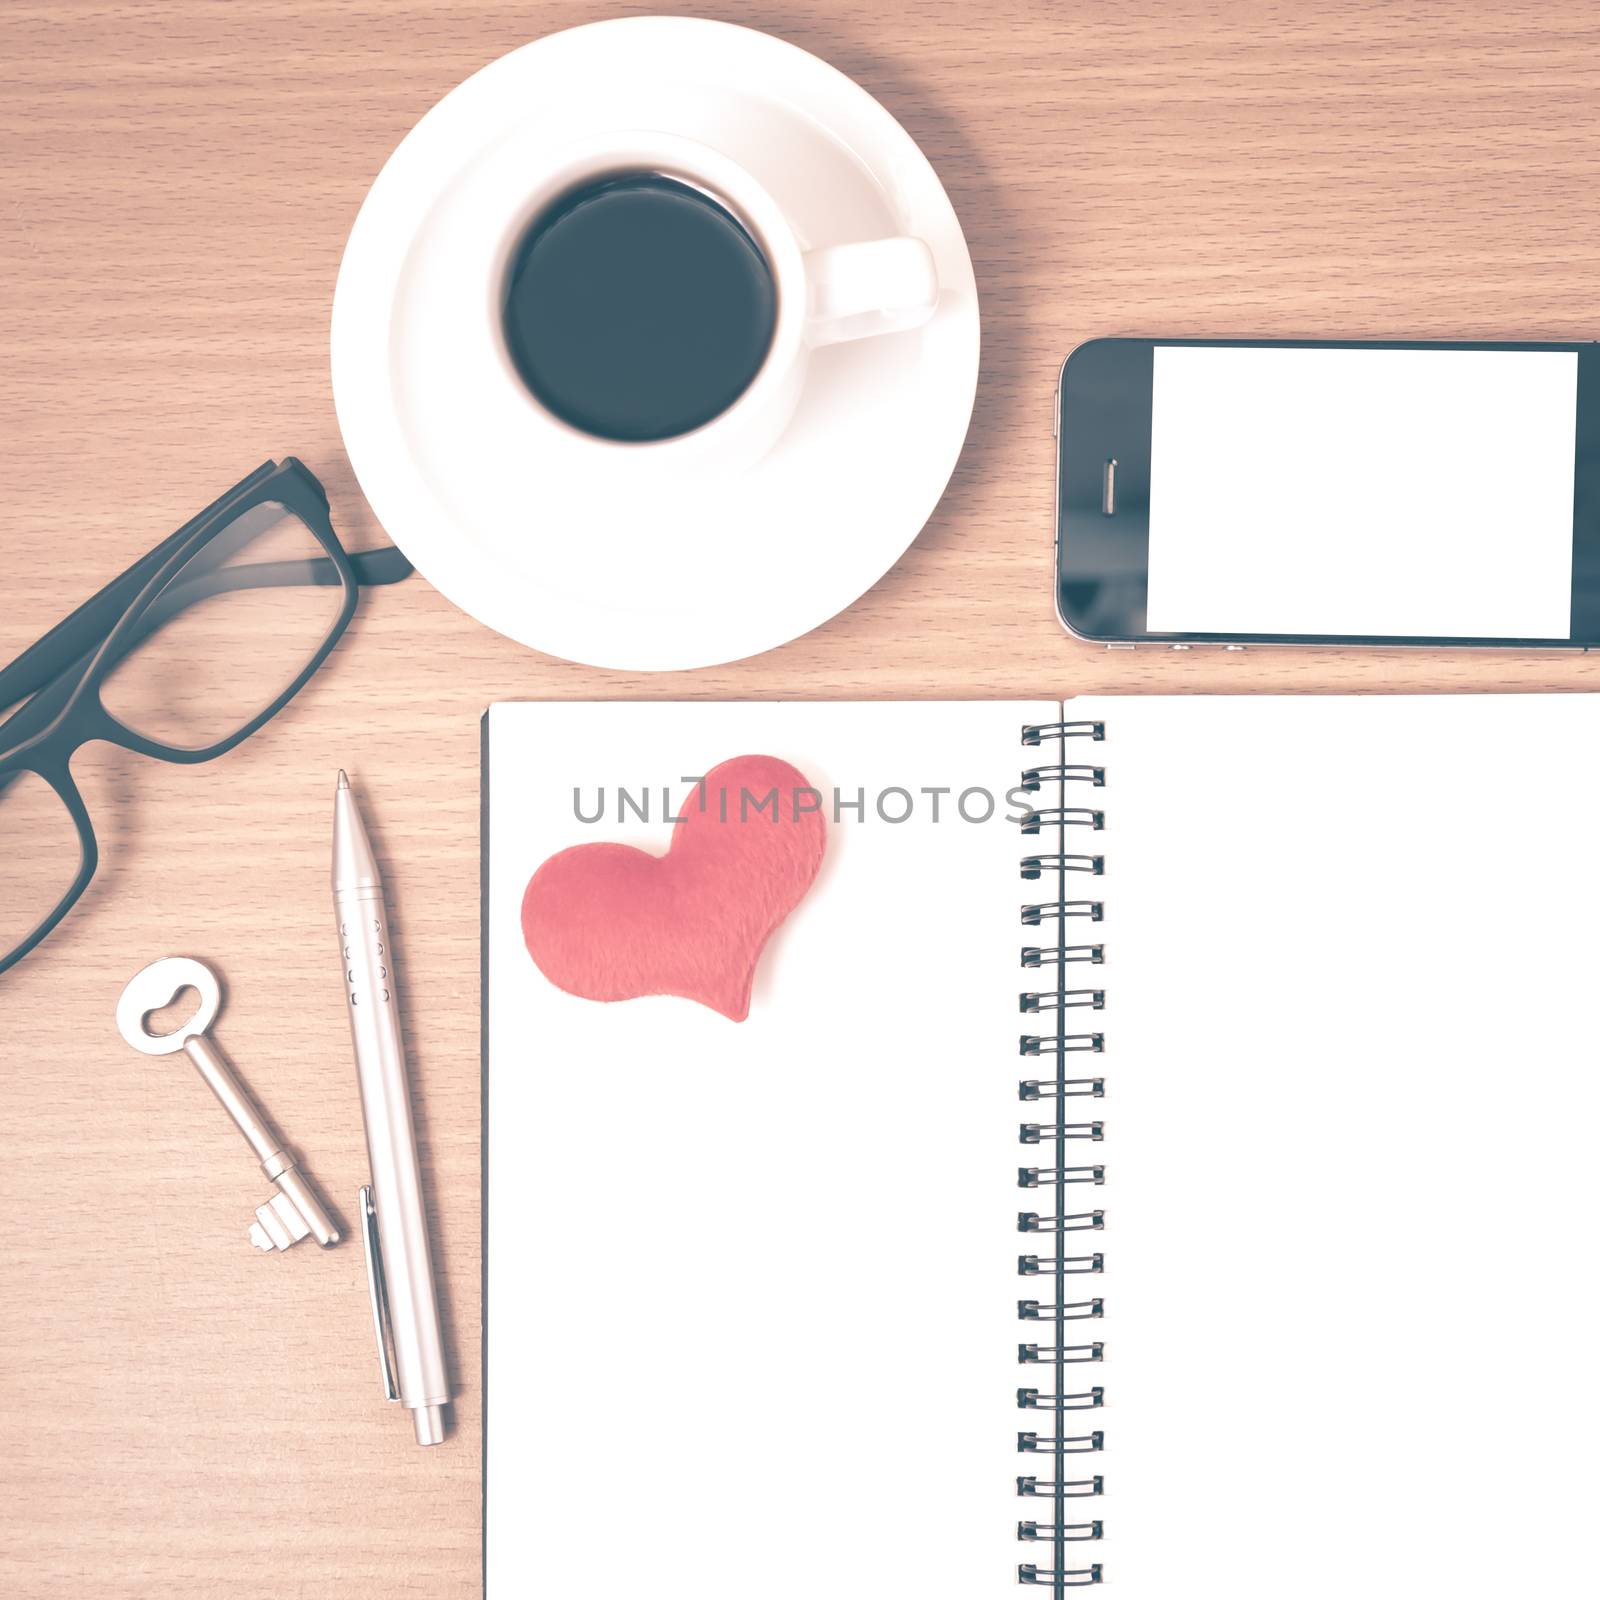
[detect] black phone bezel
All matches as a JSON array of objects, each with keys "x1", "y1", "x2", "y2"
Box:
[{"x1": 1054, "y1": 336, "x2": 1600, "y2": 648}]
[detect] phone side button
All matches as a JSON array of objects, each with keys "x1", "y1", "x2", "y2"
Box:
[
  {"x1": 1106, "y1": 642, "x2": 1135, "y2": 651},
  {"x1": 1224, "y1": 644, "x2": 1247, "y2": 651},
  {"x1": 1169, "y1": 643, "x2": 1192, "y2": 650},
  {"x1": 1053, "y1": 385, "x2": 1060, "y2": 438}
]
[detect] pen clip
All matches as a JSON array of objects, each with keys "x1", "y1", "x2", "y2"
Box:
[{"x1": 359, "y1": 1184, "x2": 400, "y2": 1403}]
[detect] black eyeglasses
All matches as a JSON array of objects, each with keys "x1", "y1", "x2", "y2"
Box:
[{"x1": 0, "y1": 458, "x2": 411, "y2": 977}]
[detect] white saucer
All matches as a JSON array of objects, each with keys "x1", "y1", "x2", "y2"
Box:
[{"x1": 331, "y1": 17, "x2": 979, "y2": 672}]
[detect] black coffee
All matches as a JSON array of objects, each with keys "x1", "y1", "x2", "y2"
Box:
[{"x1": 502, "y1": 173, "x2": 778, "y2": 443}]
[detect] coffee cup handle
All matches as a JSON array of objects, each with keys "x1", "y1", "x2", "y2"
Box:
[{"x1": 802, "y1": 237, "x2": 940, "y2": 347}]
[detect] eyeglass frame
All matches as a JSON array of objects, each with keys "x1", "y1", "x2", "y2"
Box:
[{"x1": 0, "y1": 457, "x2": 408, "y2": 977}]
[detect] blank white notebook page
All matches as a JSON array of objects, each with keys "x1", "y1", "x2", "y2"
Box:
[
  {"x1": 1081, "y1": 693, "x2": 1600, "y2": 1597},
  {"x1": 484, "y1": 701, "x2": 1052, "y2": 1599}
]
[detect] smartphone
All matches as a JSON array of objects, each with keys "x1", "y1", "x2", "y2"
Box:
[{"x1": 1054, "y1": 337, "x2": 1600, "y2": 649}]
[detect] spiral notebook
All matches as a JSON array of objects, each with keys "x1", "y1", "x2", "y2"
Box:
[{"x1": 483, "y1": 696, "x2": 1600, "y2": 1599}]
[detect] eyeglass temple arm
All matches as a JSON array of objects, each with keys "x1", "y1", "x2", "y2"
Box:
[{"x1": 141, "y1": 547, "x2": 412, "y2": 630}]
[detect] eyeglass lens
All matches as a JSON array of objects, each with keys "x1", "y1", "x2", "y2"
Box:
[
  {"x1": 1, "y1": 493, "x2": 350, "y2": 969},
  {"x1": 97, "y1": 498, "x2": 346, "y2": 752},
  {"x1": 0, "y1": 770, "x2": 85, "y2": 960}
]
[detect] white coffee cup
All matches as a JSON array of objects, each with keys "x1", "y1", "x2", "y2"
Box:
[{"x1": 455, "y1": 128, "x2": 940, "y2": 481}]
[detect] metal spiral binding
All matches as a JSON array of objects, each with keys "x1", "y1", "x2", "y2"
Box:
[
  {"x1": 1020, "y1": 988, "x2": 1104, "y2": 1014},
  {"x1": 1017, "y1": 1208, "x2": 1103, "y2": 1233},
  {"x1": 1019, "y1": 763, "x2": 1105, "y2": 792},
  {"x1": 1021, "y1": 944, "x2": 1103, "y2": 968},
  {"x1": 1019, "y1": 807, "x2": 1105, "y2": 836},
  {"x1": 1022, "y1": 901, "x2": 1102, "y2": 928},
  {"x1": 1019, "y1": 1077, "x2": 1105, "y2": 1101},
  {"x1": 1020, "y1": 853, "x2": 1104, "y2": 880},
  {"x1": 1018, "y1": 718, "x2": 1106, "y2": 1591},
  {"x1": 1021, "y1": 1033, "x2": 1104, "y2": 1057},
  {"x1": 1022, "y1": 719, "x2": 1105, "y2": 746}
]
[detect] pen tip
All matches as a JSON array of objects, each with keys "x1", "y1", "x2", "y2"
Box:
[
  {"x1": 337, "y1": 769, "x2": 349, "y2": 790},
  {"x1": 413, "y1": 1404, "x2": 447, "y2": 1446}
]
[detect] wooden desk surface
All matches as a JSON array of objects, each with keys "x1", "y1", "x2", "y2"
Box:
[{"x1": 3, "y1": 1, "x2": 1599, "y2": 1592}]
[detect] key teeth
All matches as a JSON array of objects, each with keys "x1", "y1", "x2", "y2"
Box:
[{"x1": 250, "y1": 1191, "x2": 313, "y2": 1252}]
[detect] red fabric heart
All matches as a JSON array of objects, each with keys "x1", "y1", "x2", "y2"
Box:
[{"x1": 520, "y1": 754, "x2": 827, "y2": 1022}]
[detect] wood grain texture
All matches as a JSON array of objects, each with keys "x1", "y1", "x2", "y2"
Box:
[{"x1": 2, "y1": 2, "x2": 1599, "y2": 1593}]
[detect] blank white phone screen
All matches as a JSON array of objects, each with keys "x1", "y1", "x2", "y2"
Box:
[{"x1": 1144, "y1": 345, "x2": 1579, "y2": 638}]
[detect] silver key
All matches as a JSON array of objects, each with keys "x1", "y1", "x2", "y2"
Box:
[{"x1": 116, "y1": 956, "x2": 340, "y2": 1253}]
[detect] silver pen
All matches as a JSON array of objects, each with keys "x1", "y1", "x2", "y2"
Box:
[{"x1": 333, "y1": 770, "x2": 450, "y2": 1446}]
